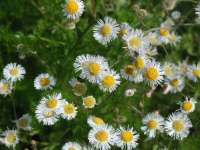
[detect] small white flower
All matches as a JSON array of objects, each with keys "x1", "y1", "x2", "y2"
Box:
[
  {"x1": 83, "y1": 96, "x2": 96, "y2": 109},
  {"x1": 59, "y1": 101, "x2": 77, "y2": 120},
  {"x1": 179, "y1": 97, "x2": 197, "y2": 114},
  {"x1": 146, "y1": 32, "x2": 160, "y2": 46},
  {"x1": 3, "y1": 63, "x2": 26, "y2": 82},
  {"x1": 34, "y1": 73, "x2": 56, "y2": 90},
  {"x1": 124, "y1": 88, "x2": 136, "y2": 97},
  {"x1": 120, "y1": 64, "x2": 139, "y2": 82},
  {"x1": 171, "y1": 10, "x2": 181, "y2": 20},
  {"x1": 165, "y1": 112, "x2": 192, "y2": 140},
  {"x1": 0, "y1": 79, "x2": 12, "y2": 96},
  {"x1": 87, "y1": 116, "x2": 105, "y2": 128},
  {"x1": 0, "y1": 129, "x2": 19, "y2": 148},
  {"x1": 177, "y1": 60, "x2": 189, "y2": 76},
  {"x1": 163, "y1": 62, "x2": 177, "y2": 79},
  {"x1": 187, "y1": 63, "x2": 200, "y2": 82},
  {"x1": 169, "y1": 32, "x2": 181, "y2": 46},
  {"x1": 62, "y1": 141, "x2": 82, "y2": 150},
  {"x1": 93, "y1": 16, "x2": 120, "y2": 45},
  {"x1": 15, "y1": 114, "x2": 32, "y2": 131},
  {"x1": 141, "y1": 112, "x2": 164, "y2": 138},
  {"x1": 158, "y1": 24, "x2": 171, "y2": 44},
  {"x1": 118, "y1": 23, "x2": 132, "y2": 38}
]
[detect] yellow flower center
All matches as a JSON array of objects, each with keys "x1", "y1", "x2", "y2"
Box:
[
  {"x1": 10, "y1": 68, "x2": 19, "y2": 76},
  {"x1": 68, "y1": 147, "x2": 76, "y2": 150},
  {"x1": 147, "y1": 120, "x2": 158, "y2": 129},
  {"x1": 6, "y1": 132, "x2": 17, "y2": 144},
  {"x1": 192, "y1": 69, "x2": 200, "y2": 77},
  {"x1": 121, "y1": 131, "x2": 133, "y2": 142},
  {"x1": 102, "y1": 75, "x2": 115, "y2": 88},
  {"x1": 135, "y1": 57, "x2": 145, "y2": 69},
  {"x1": 95, "y1": 130, "x2": 108, "y2": 142},
  {"x1": 170, "y1": 79, "x2": 180, "y2": 87},
  {"x1": 44, "y1": 111, "x2": 55, "y2": 118},
  {"x1": 18, "y1": 119, "x2": 28, "y2": 128},
  {"x1": 129, "y1": 37, "x2": 141, "y2": 48},
  {"x1": 83, "y1": 96, "x2": 96, "y2": 108},
  {"x1": 160, "y1": 27, "x2": 170, "y2": 37},
  {"x1": 46, "y1": 98, "x2": 58, "y2": 109},
  {"x1": 1, "y1": 83, "x2": 9, "y2": 92},
  {"x1": 172, "y1": 120, "x2": 184, "y2": 132},
  {"x1": 65, "y1": 0, "x2": 79, "y2": 14},
  {"x1": 101, "y1": 24, "x2": 112, "y2": 36},
  {"x1": 182, "y1": 101, "x2": 192, "y2": 112},
  {"x1": 88, "y1": 63, "x2": 101, "y2": 75},
  {"x1": 40, "y1": 77, "x2": 50, "y2": 86},
  {"x1": 64, "y1": 103, "x2": 75, "y2": 114},
  {"x1": 92, "y1": 117, "x2": 105, "y2": 125},
  {"x1": 145, "y1": 67, "x2": 159, "y2": 81},
  {"x1": 124, "y1": 65, "x2": 136, "y2": 75}
]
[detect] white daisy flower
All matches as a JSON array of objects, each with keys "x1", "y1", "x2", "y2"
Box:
[
  {"x1": 163, "y1": 62, "x2": 177, "y2": 79},
  {"x1": 179, "y1": 97, "x2": 197, "y2": 114},
  {"x1": 146, "y1": 32, "x2": 160, "y2": 46},
  {"x1": 0, "y1": 129, "x2": 19, "y2": 148},
  {"x1": 63, "y1": 0, "x2": 84, "y2": 20},
  {"x1": 177, "y1": 60, "x2": 189, "y2": 77},
  {"x1": 15, "y1": 114, "x2": 32, "y2": 131},
  {"x1": 165, "y1": 112, "x2": 192, "y2": 140},
  {"x1": 69, "y1": 78, "x2": 87, "y2": 96},
  {"x1": 118, "y1": 23, "x2": 132, "y2": 38},
  {"x1": 195, "y1": 2, "x2": 200, "y2": 19},
  {"x1": 141, "y1": 112, "x2": 164, "y2": 138},
  {"x1": 87, "y1": 116, "x2": 105, "y2": 128},
  {"x1": 0, "y1": 79, "x2": 13, "y2": 96},
  {"x1": 123, "y1": 29, "x2": 149, "y2": 56},
  {"x1": 124, "y1": 88, "x2": 136, "y2": 97},
  {"x1": 158, "y1": 24, "x2": 171, "y2": 44},
  {"x1": 169, "y1": 32, "x2": 181, "y2": 46},
  {"x1": 59, "y1": 101, "x2": 77, "y2": 120},
  {"x1": 187, "y1": 63, "x2": 200, "y2": 82},
  {"x1": 99, "y1": 69, "x2": 120, "y2": 93},
  {"x1": 88, "y1": 125, "x2": 118, "y2": 150},
  {"x1": 83, "y1": 96, "x2": 96, "y2": 109},
  {"x1": 134, "y1": 55, "x2": 149, "y2": 70},
  {"x1": 145, "y1": 47, "x2": 158, "y2": 58},
  {"x1": 143, "y1": 60, "x2": 164, "y2": 87},
  {"x1": 34, "y1": 73, "x2": 56, "y2": 90},
  {"x1": 116, "y1": 126, "x2": 139, "y2": 150},
  {"x1": 62, "y1": 142, "x2": 82, "y2": 150},
  {"x1": 3, "y1": 63, "x2": 26, "y2": 82},
  {"x1": 93, "y1": 16, "x2": 120, "y2": 45}
]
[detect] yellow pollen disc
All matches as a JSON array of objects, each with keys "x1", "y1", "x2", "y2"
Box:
[
  {"x1": 145, "y1": 67, "x2": 159, "y2": 81},
  {"x1": 192, "y1": 69, "x2": 200, "y2": 77},
  {"x1": 88, "y1": 63, "x2": 101, "y2": 75},
  {"x1": 65, "y1": 0, "x2": 79, "y2": 14},
  {"x1": 95, "y1": 130, "x2": 108, "y2": 142},
  {"x1": 101, "y1": 24, "x2": 112, "y2": 36},
  {"x1": 129, "y1": 37, "x2": 141, "y2": 48},
  {"x1": 102, "y1": 75, "x2": 115, "y2": 88},
  {"x1": 124, "y1": 65, "x2": 135, "y2": 75},
  {"x1": 44, "y1": 111, "x2": 55, "y2": 118},
  {"x1": 83, "y1": 96, "x2": 96, "y2": 108},
  {"x1": 18, "y1": 119, "x2": 28, "y2": 128},
  {"x1": 46, "y1": 98, "x2": 58, "y2": 109},
  {"x1": 92, "y1": 117, "x2": 105, "y2": 125},
  {"x1": 135, "y1": 57, "x2": 145, "y2": 69},
  {"x1": 182, "y1": 101, "x2": 192, "y2": 112},
  {"x1": 10, "y1": 68, "x2": 19, "y2": 76},
  {"x1": 172, "y1": 120, "x2": 184, "y2": 132},
  {"x1": 40, "y1": 77, "x2": 50, "y2": 86},
  {"x1": 121, "y1": 131, "x2": 133, "y2": 142},
  {"x1": 147, "y1": 120, "x2": 158, "y2": 129},
  {"x1": 68, "y1": 147, "x2": 76, "y2": 150},
  {"x1": 6, "y1": 132, "x2": 17, "y2": 144},
  {"x1": 170, "y1": 79, "x2": 180, "y2": 87},
  {"x1": 64, "y1": 104, "x2": 75, "y2": 114},
  {"x1": 160, "y1": 27, "x2": 170, "y2": 37},
  {"x1": 2, "y1": 83, "x2": 9, "y2": 92}
]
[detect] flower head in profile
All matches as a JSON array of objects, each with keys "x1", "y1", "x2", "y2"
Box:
[
  {"x1": 15, "y1": 114, "x2": 32, "y2": 131},
  {"x1": 87, "y1": 116, "x2": 106, "y2": 128},
  {"x1": 0, "y1": 129, "x2": 19, "y2": 148},
  {"x1": 61, "y1": 141, "x2": 82, "y2": 150},
  {"x1": 179, "y1": 97, "x2": 197, "y2": 114}
]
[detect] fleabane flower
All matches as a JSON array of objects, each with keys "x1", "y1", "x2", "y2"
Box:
[
  {"x1": 69, "y1": 78, "x2": 87, "y2": 96},
  {"x1": 74, "y1": 54, "x2": 109, "y2": 83},
  {"x1": 63, "y1": 0, "x2": 84, "y2": 20},
  {"x1": 88, "y1": 125, "x2": 118, "y2": 150},
  {"x1": 118, "y1": 23, "x2": 132, "y2": 38},
  {"x1": 99, "y1": 70, "x2": 120, "y2": 93},
  {"x1": 169, "y1": 32, "x2": 181, "y2": 46},
  {"x1": 165, "y1": 112, "x2": 192, "y2": 140},
  {"x1": 179, "y1": 97, "x2": 197, "y2": 114},
  {"x1": 116, "y1": 126, "x2": 139, "y2": 150},
  {"x1": 143, "y1": 60, "x2": 164, "y2": 87},
  {"x1": 0, "y1": 79, "x2": 13, "y2": 96},
  {"x1": 59, "y1": 101, "x2": 77, "y2": 120},
  {"x1": 15, "y1": 114, "x2": 32, "y2": 131},
  {"x1": 158, "y1": 24, "x2": 171, "y2": 44},
  {"x1": 141, "y1": 112, "x2": 164, "y2": 138},
  {"x1": 177, "y1": 60, "x2": 189, "y2": 76},
  {"x1": 93, "y1": 16, "x2": 120, "y2": 45},
  {"x1": 0, "y1": 129, "x2": 19, "y2": 148},
  {"x1": 34, "y1": 73, "x2": 56, "y2": 90},
  {"x1": 146, "y1": 32, "x2": 160, "y2": 46},
  {"x1": 3, "y1": 63, "x2": 26, "y2": 82},
  {"x1": 83, "y1": 96, "x2": 96, "y2": 109},
  {"x1": 163, "y1": 62, "x2": 177, "y2": 79},
  {"x1": 61, "y1": 141, "x2": 82, "y2": 150},
  {"x1": 187, "y1": 63, "x2": 200, "y2": 82},
  {"x1": 87, "y1": 116, "x2": 105, "y2": 128},
  {"x1": 133, "y1": 55, "x2": 149, "y2": 70}
]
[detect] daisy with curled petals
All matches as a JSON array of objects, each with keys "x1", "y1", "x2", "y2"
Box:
[
  {"x1": 34, "y1": 73, "x2": 56, "y2": 90},
  {"x1": 143, "y1": 60, "x2": 164, "y2": 87},
  {"x1": 74, "y1": 54, "x2": 109, "y2": 83},
  {"x1": 123, "y1": 29, "x2": 149, "y2": 56},
  {"x1": 158, "y1": 24, "x2": 171, "y2": 44},
  {"x1": 88, "y1": 125, "x2": 118, "y2": 150},
  {"x1": 118, "y1": 23, "x2": 132, "y2": 38},
  {"x1": 165, "y1": 112, "x2": 192, "y2": 140},
  {"x1": 62, "y1": 142, "x2": 81, "y2": 150},
  {"x1": 141, "y1": 112, "x2": 164, "y2": 138},
  {"x1": 195, "y1": 2, "x2": 200, "y2": 19},
  {"x1": 87, "y1": 116, "x2": 105, "y2": 128},
  {"x1": 187, "y1": 63, "x2": 200, "y2": 82},
  {"x1": 83, "y1": 96, "x2": 96, "y2": 109},
  {"x1": 116, "y1": 126, "x2": 139, "y2": 150},
  {"x1": 93, "y1": 16, "x2": 120, "y2": 45},
  {"x1": 15, "y1": 114, "x2": 32, "y2": 131},
  {"x1": 179, "y1": 97, "x2": 197, "y2": 114},
  {"x1": 63, "y1": 0, "x2": 84, "y2": 20},
  {"x1": 59, "y1": 101, "x2": 77, "y2": 120},
  {"x1": 3, "y1": 63, "x2": 26, "y2": 82},
  {"x1": 0, "y1": 79, "x2": 12, "y2": 96},
  {"x1": 99, "y1": 69, "x2": 120, "y2": 93},
  {"x1": 0, "y1": 129, "x2": 19, "y2": 148}
]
